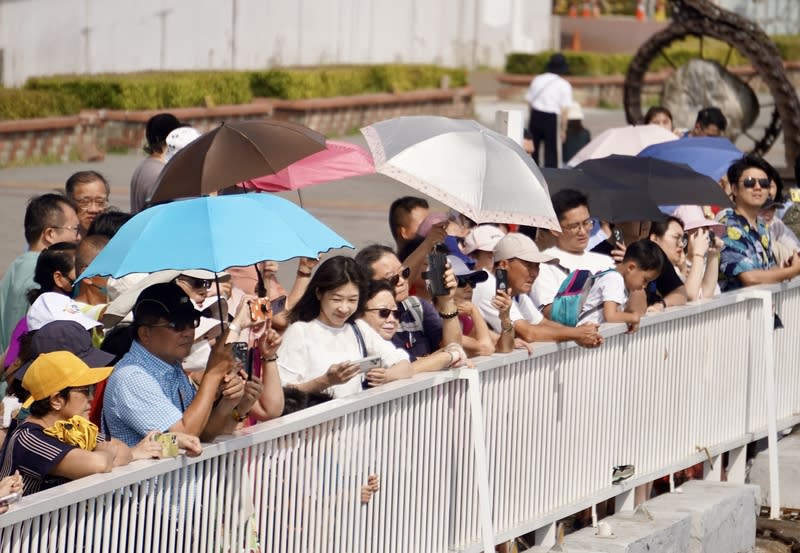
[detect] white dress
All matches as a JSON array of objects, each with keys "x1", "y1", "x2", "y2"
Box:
[{"x1": 277, "y1": 318, "x2": 409, "y2": 398}]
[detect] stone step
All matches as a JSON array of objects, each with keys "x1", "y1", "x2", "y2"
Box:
[{"x1": 523, "y1": 481, "x2": 759, "y2": 553}]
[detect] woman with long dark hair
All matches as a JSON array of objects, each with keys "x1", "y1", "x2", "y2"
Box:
[{"x1": 276, "y1": 256, "x2": 411, "y2": 398}]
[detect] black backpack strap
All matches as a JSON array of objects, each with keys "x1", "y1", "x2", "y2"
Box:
[{"x1": 349, "y1": 321, "x2": 368, "y2": 357}]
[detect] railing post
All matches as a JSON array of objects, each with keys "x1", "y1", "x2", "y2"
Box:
[
  {"x1": 494, "y1": 109, "x2": 525, "y2": 146},
  {"x1": 727, "y1": 446, "x2": 747, "y2": 484},
  {"x1": 463, "y1": 370, "x2": 497, "y2": 551},
  {"x1": 751, "y1": 289, "x2": 781, "y2": 519}
]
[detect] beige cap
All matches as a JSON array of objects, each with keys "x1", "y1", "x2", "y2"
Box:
[
  {"x1": 493, "y1": 233, "x2": 559, "y2": 264},
  {"x1": 463, "y1": 225, "x2": 505, "y2": 255}
]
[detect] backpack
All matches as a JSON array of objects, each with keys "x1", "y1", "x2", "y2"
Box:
[{"x1": 550, "y1": 268, "x2": 614, "y2": 327}]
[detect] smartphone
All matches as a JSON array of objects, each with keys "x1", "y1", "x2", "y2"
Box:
[
  {"x1": 495, "y1": 268, "x2": 508, "y2": 292},
  {"x1": 424, "y1": 251, "x2": 449, "y2": 297},
  {"x1": 248, "y1": 298, "x2": 271, "y2": 322},
  {"x1": 231, "y1": 341, "x2": 249, "y2": 369},
  {"x1": 0, "y1": 492, "x2": 21, "y2": 508},
  {"x1": 707, "y1": 229, "x2": 716, "y2": 246},
  {"x1": 152, "y1": 433, "x2": 179, "y2": 458},
  {"x1": 612, "y1": 228, "x2": 624, "y2": 246},
  {"x1": 270, "y1": 295, "x2": 287, "y2": 315},
  {"x1": 356, "y1": 355, "x2": 382, "y2": 374}
]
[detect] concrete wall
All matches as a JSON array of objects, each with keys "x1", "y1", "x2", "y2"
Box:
[
  {"x1": 0, "y1": 0, "x2": 553, "y2": 87},
  {"x1": 718, "y1": 0, "x2": 800, "y2": 36}
]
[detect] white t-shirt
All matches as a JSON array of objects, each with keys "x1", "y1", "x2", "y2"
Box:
[
  {"x1": 277, "y1": 318, "x2": 409, "y2": 398},
  {"x1": 530, "y1": 247, "x2": 615, "y2": 310},
  {"x1": 525, "y1": 73, "x2": 573, "y2": 114},
  {"x1": 473, "y1": 273, "x2": 543, "y2": 332},
  {"x1": 579, "y1": 270, "x2": 627, "y2": 326}
]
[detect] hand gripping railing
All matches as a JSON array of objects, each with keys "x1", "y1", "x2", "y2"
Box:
[{"x1": 0, "y1": 281, "x2": 797, "y2": 552}]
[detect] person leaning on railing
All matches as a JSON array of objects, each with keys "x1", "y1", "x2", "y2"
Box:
[
  {"x1": 717, "y1": 155, "x2": 800, "y2": 291},
  {"x1": 359, "y1": 279, "x2": 468, "y2": 376},
  {"x1": 0, "y1": 352, "x2": 169, "y2": 497}
]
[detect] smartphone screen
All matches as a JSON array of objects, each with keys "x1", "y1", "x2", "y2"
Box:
[{"x1": 271, "y1": 295, "x2": 287, "y2": 315}]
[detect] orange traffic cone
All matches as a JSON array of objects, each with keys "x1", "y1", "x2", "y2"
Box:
[
  {"x1": 568, "y1": 4, "x2": 577, "y2": 17},
  {"x1": 571, "y1": 30, "x2": 582, "y2": 51},
  {"x1": 582, "y1": 2, "x2": 592, "y2": 17},
  {"x1": 635, "y1": 1, "x2": 646, "y2": 21}
]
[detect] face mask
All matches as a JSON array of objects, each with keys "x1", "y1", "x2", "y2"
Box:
[{"x1": 183, "y1": 339, "x2": 212, "y2": 372}]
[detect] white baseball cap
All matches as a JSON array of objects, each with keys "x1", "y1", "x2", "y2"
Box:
[
  {"x1": 165, "y1": 127, "x2": 201, "y2": 162},
  {"x1": 462, "y1": 225, "x2": 505, "y2": 255},
  {"x1": 27, "y1": 293, "x2": 102, "y2": 331},
  {"x1": 493, "y1": 233, "x2": 559, "y2": 265}
]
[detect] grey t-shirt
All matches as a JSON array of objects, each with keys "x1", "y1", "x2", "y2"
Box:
[{"x1": 129, "y1": 156, "x2": 164, "y2": 213}]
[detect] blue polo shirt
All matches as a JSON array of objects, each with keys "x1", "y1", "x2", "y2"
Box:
[{"x1": 102, "y1": 340, "x2": 196, "y2": 446}]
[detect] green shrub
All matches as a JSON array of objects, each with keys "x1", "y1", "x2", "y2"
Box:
[
  {"x1": 0, "y1": 89, "x2": 82, "y2": 120},
  {"x1": 506, "y1": 35, "x2": 800, "y2": 76},
  {"x1": 250, "y1": 65, "x2": 466, "y2": 100},
  {"x1": 25, "y1": 72, "x2": 252, "y2": 110}
]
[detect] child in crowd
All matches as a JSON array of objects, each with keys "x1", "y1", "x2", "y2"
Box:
[{"x1": 578, "y1": 240, "x2": 663, "y2": 331}]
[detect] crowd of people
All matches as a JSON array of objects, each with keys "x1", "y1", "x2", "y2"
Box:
[{"x1": 0, "y1": 103, "x2": 798, "y2": 522}]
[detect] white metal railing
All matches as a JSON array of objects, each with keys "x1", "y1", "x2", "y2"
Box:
[{"x1": 1, "y1": 281, "x2": 798, "y2": 552}]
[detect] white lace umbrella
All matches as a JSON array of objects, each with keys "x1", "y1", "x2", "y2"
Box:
[
  {"x1": 566, "y1": 124, "x2": 678, "y2": 167},
  {"x1": 361, "y1": 116, "x2": 560, "y2": 230}
]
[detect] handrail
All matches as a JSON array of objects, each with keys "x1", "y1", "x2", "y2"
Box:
[{"x1": 1, "y1": 281, "x2": 798, "y2": 552}]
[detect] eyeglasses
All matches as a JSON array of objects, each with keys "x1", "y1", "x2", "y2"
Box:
[
  {"x1": 364, "y1": 307, "x2": 399, "y2": 319},
  {"x1": 178, "y1": 276, "x2": 213, "y2": 290},
  {"x1": 740, "y1": 177, "x2": 770, "y2": 189},
  {"x1": 560, "y1": 219, "x2": 594, "y2": 234},
  {"x1": 457, "y1": 276, "x2": 480, "y2": 288},
  {"x1": 74, "y1": 197, "x2": 109, "y2": 210},
  {"x1": 147, "y1": 317, "x2": 201, "y2": 332},
  {"x1": 53, "y1": 225, "x2": 80, "y2": 237},
  {"x1": 387, "y1": 267, "x2": 411, "y2": 288},
  {"x1": 70, "y1": 385, "x2": 94, "y2": 397}
]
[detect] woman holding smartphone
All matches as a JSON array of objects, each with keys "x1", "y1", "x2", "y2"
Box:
[{"x1": 276, "y1": 256, "x2": 412, "y2": 398}]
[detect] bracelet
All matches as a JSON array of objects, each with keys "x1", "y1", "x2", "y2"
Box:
[
  {"x1": 262, "y1": 354, "x2": 278, "y2": 363},
  {"x1": 438, "y1": 309, "x2": 459, "y2": 319},
  {"x1": 229, "y1": 323, "x2": 241, "y2": 334},
  {"x1": 692, "y1": 253, "x2": 705, "y2": 259},
  {"x1": 501, "y1": 322, "x2": 514, "y2": 333},
  {"x1": 297, "y1": 270, "x2": 312, "y2": 278},
  {"x1": 232, "y1": 408, "x2": 249, "y2": 422}
]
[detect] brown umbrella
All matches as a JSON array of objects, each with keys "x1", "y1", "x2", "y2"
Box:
[{"x1": 149, "y1": 119, "x2": 327, "y2": 204}]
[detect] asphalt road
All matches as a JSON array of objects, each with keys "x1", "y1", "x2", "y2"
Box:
[{"x1": 0, "y1": 99, "x2": 786, "y2": 279}]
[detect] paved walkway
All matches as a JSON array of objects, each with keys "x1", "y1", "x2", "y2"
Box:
[{"x1": 0, "y1": 97, "x2": 788, "y2": 278}]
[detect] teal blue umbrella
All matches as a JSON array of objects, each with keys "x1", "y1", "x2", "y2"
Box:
[{"x1": 78, "y1": 193, "x2": 352, "y2": 280}]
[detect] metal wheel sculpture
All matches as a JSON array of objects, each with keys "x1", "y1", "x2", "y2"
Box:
[{"x1": 624, "y1": 0, "x2": 800, "y2": 167}]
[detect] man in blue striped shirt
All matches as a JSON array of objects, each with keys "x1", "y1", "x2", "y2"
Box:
[{"x1": 102, "y1": 282, "x2": 248, "y2": 446}]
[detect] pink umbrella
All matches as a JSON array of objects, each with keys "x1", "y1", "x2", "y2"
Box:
[{"x1": 239, "y1": 140, "x2": 375, "y2": 192}]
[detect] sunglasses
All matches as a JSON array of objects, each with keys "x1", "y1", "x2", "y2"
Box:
[
  {"x1": 740, "y1": 177, "x2": 770, "y2": 189},
  {"x1": 456, "y1": 275, "x2": 480, "y2": 288},
  {"x1": 148, "y1": 316, "x2": 201, "y2": 332},
  {"x1": 364, "y1": 307, "x2": 399, "y2": 319},
  {"x1": 387, "y1": 267, "x2": 411, "y2": 287},
  {"x1": 180, "y1": 276, "x2": 213, "y2": 290}
]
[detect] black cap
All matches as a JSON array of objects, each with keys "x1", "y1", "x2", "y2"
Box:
[
  {"x1": 16, "y1": 320, "x2": 115, "y2": 381},
  {"x1": 545, "y1": 53, "x2": 570, "y2": 75},
  {"x1": 133, "y1": 282, "x2": 202, "y2": 323},
  {"x1": 145, "y1": 113, "x2": 181, "y2": 148}
]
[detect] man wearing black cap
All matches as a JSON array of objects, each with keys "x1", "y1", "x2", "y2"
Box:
[
  {"x1": 129, "y1": 113, "x2": 182, "y2": 214},
  {"x1": 526, "y1": 53, "x2": 573, "y2": 168},
  {"x1": 102, "y1": 282, "x2": 252, "y2": 446}
]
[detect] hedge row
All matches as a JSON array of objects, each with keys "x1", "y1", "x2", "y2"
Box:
[
  {"x1": 2, "y1": 64, "x2": 466, "y2": 120},
  {"x1": 0, "y1": 89, "x2": 82, "y2": 121},
  {"x1": 505, "y1": 35, "x2": 800, "y2": 76}
]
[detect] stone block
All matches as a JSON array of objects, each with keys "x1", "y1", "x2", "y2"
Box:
[
  {"x1": 523, "y1": 482, "x2": 758, "y2": 553},
  {"x1": 748, "y1": 429, "x2": 800, "y2": 509}
]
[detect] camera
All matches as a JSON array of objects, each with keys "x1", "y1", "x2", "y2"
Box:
[
  {"x1": 423, "y1": 250, "x2": 449, "y2": 297},
  {"x1": 248, "y1": 297, "x2": 271, "y2": 322}
]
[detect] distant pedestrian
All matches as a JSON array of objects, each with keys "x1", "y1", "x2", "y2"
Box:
[
  {"x1": 688, "y1": 107, "x2": 727, "y2": 138},
  {"x1": 562, "y1": 102, "x2": 591, "y2": 164},
  {"x1": 129, "y1": 113, "x2": 181, "y2": 214},
  {"x1": 65, "y1": 171, "x2": 109, "y2": 237},
  {"x1": 526, "y1": 53, "x2": 573, "y2": 168}
]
